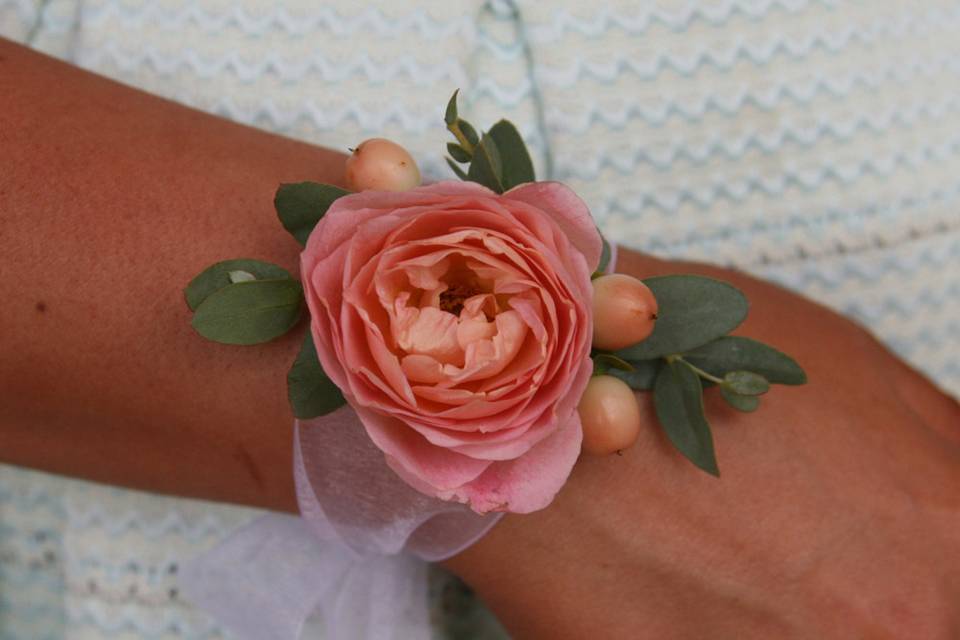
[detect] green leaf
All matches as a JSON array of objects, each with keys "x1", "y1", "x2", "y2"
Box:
[
  {"x1": 184, "y1": 259, "x2": 293, "y2": 311},
  {"x1": 467, "y1": 133, "x2": 505, "y2": 193},
  {"x1": 723, "y1": 370, "x2": 770, "y2": 396},
  {"x1": 617, "y1": 275, "x2": 748, "y2": 360},
  {"x1": 594, "y1": 231, "x2": 612, "y2": 276},
  {"x1": 720, "y1": 386, "x2": 760, "y2": 412},
  {"x1": 653, "y1": 360, "x2": 720, "y2": 476},
  {"x1": 447, "y1": 142, "x2": 471, "y2": 163},
  {"x1": 683, "y1": 336, "x2": 807, "y2": 385},
  {"x1": 592, "y1": 352, "x2": 635, "y2": 375},
  {"x1": 274, "y1": 182, "x2": 350, "y2": 247},
  {"x1": 459, "y1": 120, "x2": 480, "y2": 147},
  {"x1": 487, "y1": 119, "x2": 535, "y2": 189},
  {"x1": 444, "y1": 89, "x2": 459, "y2": 126},
  {"x1": 287, "y1": 332, "x2": 346, "y2": 418},
  {"x1": 446, "y1": 157, "x2": 468, "y2": 180},
  {"x1": 609, "y1": 358, "x2": 661, "y2": 390},
  {"x1": 191, "y1": 279, "x2": 303, "y2": 345}
]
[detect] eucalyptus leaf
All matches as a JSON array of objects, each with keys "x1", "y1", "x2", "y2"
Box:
[
  {"x1": 459, "y1": 120, "x2": 480, "y2": 147},
  {"x1": 653, "y1": 360, "x2": 720, "y2": 476},
  {"x1": 191, "y1": 279, "x2": 303, "y2": 345},
  {"x1": 288, "y1": 332, "x2": 346, "y2": 418},
  {"x1": 684, "y1": 336, "x2": 807, "y2": 385},
  {"x1": 723, "y1": 370, "x2": 770, "y2": 396},
  {"x1": 444, "y1": 89, "x2": 459, "y2": 125},
  {"x1": 447, "y1": 142, "x2": 471, "y2": 163},
  {"x1": 467, "y1": 133, "x2": 504, "y2": 193},
  {"x1": 487, "y1": 119, "x2": 535, "y2": 189},
  {"x1": 609, "y1": 358, "x2": 661, "y2": 390},
  {"x1": 446, "y1": 157, "x2": 468, "y2": 180},
  {"x1": 720, "y1": 386, "x2": 760, "y2": 412},
  {"x1": 274, "y1": 182, "x2": 350, "y2": 247},
  {"x1": 617, "y1": 275, "x2": 748, "y2": 360},
  {"x1": 184, "y1": 259, "x2": 293, "y2": 311}
]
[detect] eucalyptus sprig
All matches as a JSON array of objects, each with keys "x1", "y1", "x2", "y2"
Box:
[
  {"x1": 444, "y1": 90, "x2": 535, "y2": 193},
  {"x1": 184, "y1": 181, "x2": 352, "y2": 419},
  {"x1": 597, "y1": 275, "x2": 806, "y2": 475}
]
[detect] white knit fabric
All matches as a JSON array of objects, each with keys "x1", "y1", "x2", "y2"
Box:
[{"x1": 2, "y1": 1, "x2": 958, "y2": 638}]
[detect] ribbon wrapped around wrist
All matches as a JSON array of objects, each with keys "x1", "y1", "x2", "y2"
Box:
[{"x1": 180, "y1": 407, "x2": 503, "y2": 640}]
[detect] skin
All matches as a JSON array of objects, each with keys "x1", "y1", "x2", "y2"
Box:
[{"x1": 2, "y1": 39, "x2": 959, "y2": 637}]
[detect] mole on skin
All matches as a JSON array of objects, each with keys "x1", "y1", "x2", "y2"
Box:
[{"x1": 35, "y1": 301, "x2": 47, "y2": 313}]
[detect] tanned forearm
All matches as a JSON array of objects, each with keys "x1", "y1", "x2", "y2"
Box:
[{"x1": 0, "y1": 38, "x2": 348, "y2": 511}]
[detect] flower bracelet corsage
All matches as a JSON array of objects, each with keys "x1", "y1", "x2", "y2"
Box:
[{"x1": 179, "y1": 92, "x2": 806, "y2": 640}]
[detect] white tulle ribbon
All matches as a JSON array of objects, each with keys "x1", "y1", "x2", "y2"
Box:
[{"x1": 180, "y1": 405, "x2": 503, "y2": 640}]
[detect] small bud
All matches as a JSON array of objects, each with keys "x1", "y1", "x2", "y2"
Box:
[
  {"x1": 591, "y1": 274, "x2": 658, "y2": 351},
  {"x1": 345, "y1": 138, "x2": 422, "y2": 192},
  {"x1": 578, "y1": 375, "x2": 642, "y2": 456}
]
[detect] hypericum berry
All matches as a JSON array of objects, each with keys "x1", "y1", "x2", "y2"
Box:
[
  {"x1": 591, "y1": 274, "x2": 658, "y2": 351},
  {"x1": 344, "y1": 138, "x2": 422, "y2": 192},
  {"x1": 578, "y1": 375, "x2": 642, "y2": 456}
]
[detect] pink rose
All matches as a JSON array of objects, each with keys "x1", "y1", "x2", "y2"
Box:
[{"x1": 301, "y1": 180, "x2": 601, "y2": 514}]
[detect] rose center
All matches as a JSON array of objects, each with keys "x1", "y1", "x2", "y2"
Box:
[{"x1": 438, "y1": 283, "x2": 480, "y2": 317}]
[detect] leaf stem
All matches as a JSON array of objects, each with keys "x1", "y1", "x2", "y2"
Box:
[
  {"x1": 448, "y1": 122, "x2": 475, "y2": 156},
  {"x1": 668, "y1": 355, "x2": 725, "y2": 385}
]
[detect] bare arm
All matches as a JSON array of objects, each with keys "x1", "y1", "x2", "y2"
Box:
[
  {"x1": 446, "y1": 251, "x2": 960, "y2": 638},
  {"x1": 0, "y1": 38, "x2": 348, "y2": 511}
]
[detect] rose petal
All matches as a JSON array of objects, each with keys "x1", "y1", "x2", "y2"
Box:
[
  {"x1": 400, "y1": 354, "x2": 445, "y2": 384},
  {"x1": 300, "y1": 181, "x2": 598, "y2": 514},
  {"x1": 356, "y1": 406, "x2": 492, "y2": 491},
  {"x1": 446, "y1": 409, "x2": 584, "y2": 514},
  {"x1": 504, "y1": 181, "x2": 602, "y2": 271}
]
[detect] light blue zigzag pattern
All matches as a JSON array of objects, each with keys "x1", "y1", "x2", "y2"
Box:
[
  {"x1": 759, "y1": 235, "x2": 960, "y2": 286},
  {"x1": 102, "y1": 55, "x2": 959, "y2": 139},
  {"x1": 62, "y1": 608, "x2": 224, "y2": 638},
  {"x1": 524, "y1": 1, "x2": 834, "y2": 38},
  {"x1": 539, "y1": 57, "x2": 960, "y2": 125},
  {"x1": 25, "y1": 0, "x2": 838, "y2": 39},
  {"x1": 63, "y1": 507, "x2": 229, "y2": 541},
  {"x1": 585, "y1": 135, "x2": 960, "y2": 214},
  {"x1": 74, "y1": 34, "x2": 960, "y2": 97},
  {"x1": 0, "y1": 577, "x2": 222, "y2": 639},
  {"x1": 843, "y1": 291, "x2": 960, "y2": 324},
  {"x1": 80, "y1": 43, "x2": 470, "y2": 86},
  {"x1": 532, "y1": 15, "x2": 960, "y2": 82},
  {"x1": 480, "y1": 5, "x2": 959, "y2": 61},
  {"x1": 632, "y1": 183, "x2": 960, "y2": 254},
  {"x1": 0, "y1": 495, "x2": 228, "y2": 543},
  {"x1": 50, "y1": 1, "x2": 478, "y2": 39},
  {"x1": 61, "y1": 555, "x2": 179, "y2": 582},
  {"x1": 559, "y1": 98, "x2": 960, "y2": 174}
]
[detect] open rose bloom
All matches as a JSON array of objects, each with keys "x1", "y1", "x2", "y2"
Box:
[{"x1": 301, "y1": 180, "x2": 602, "y2": 514}]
